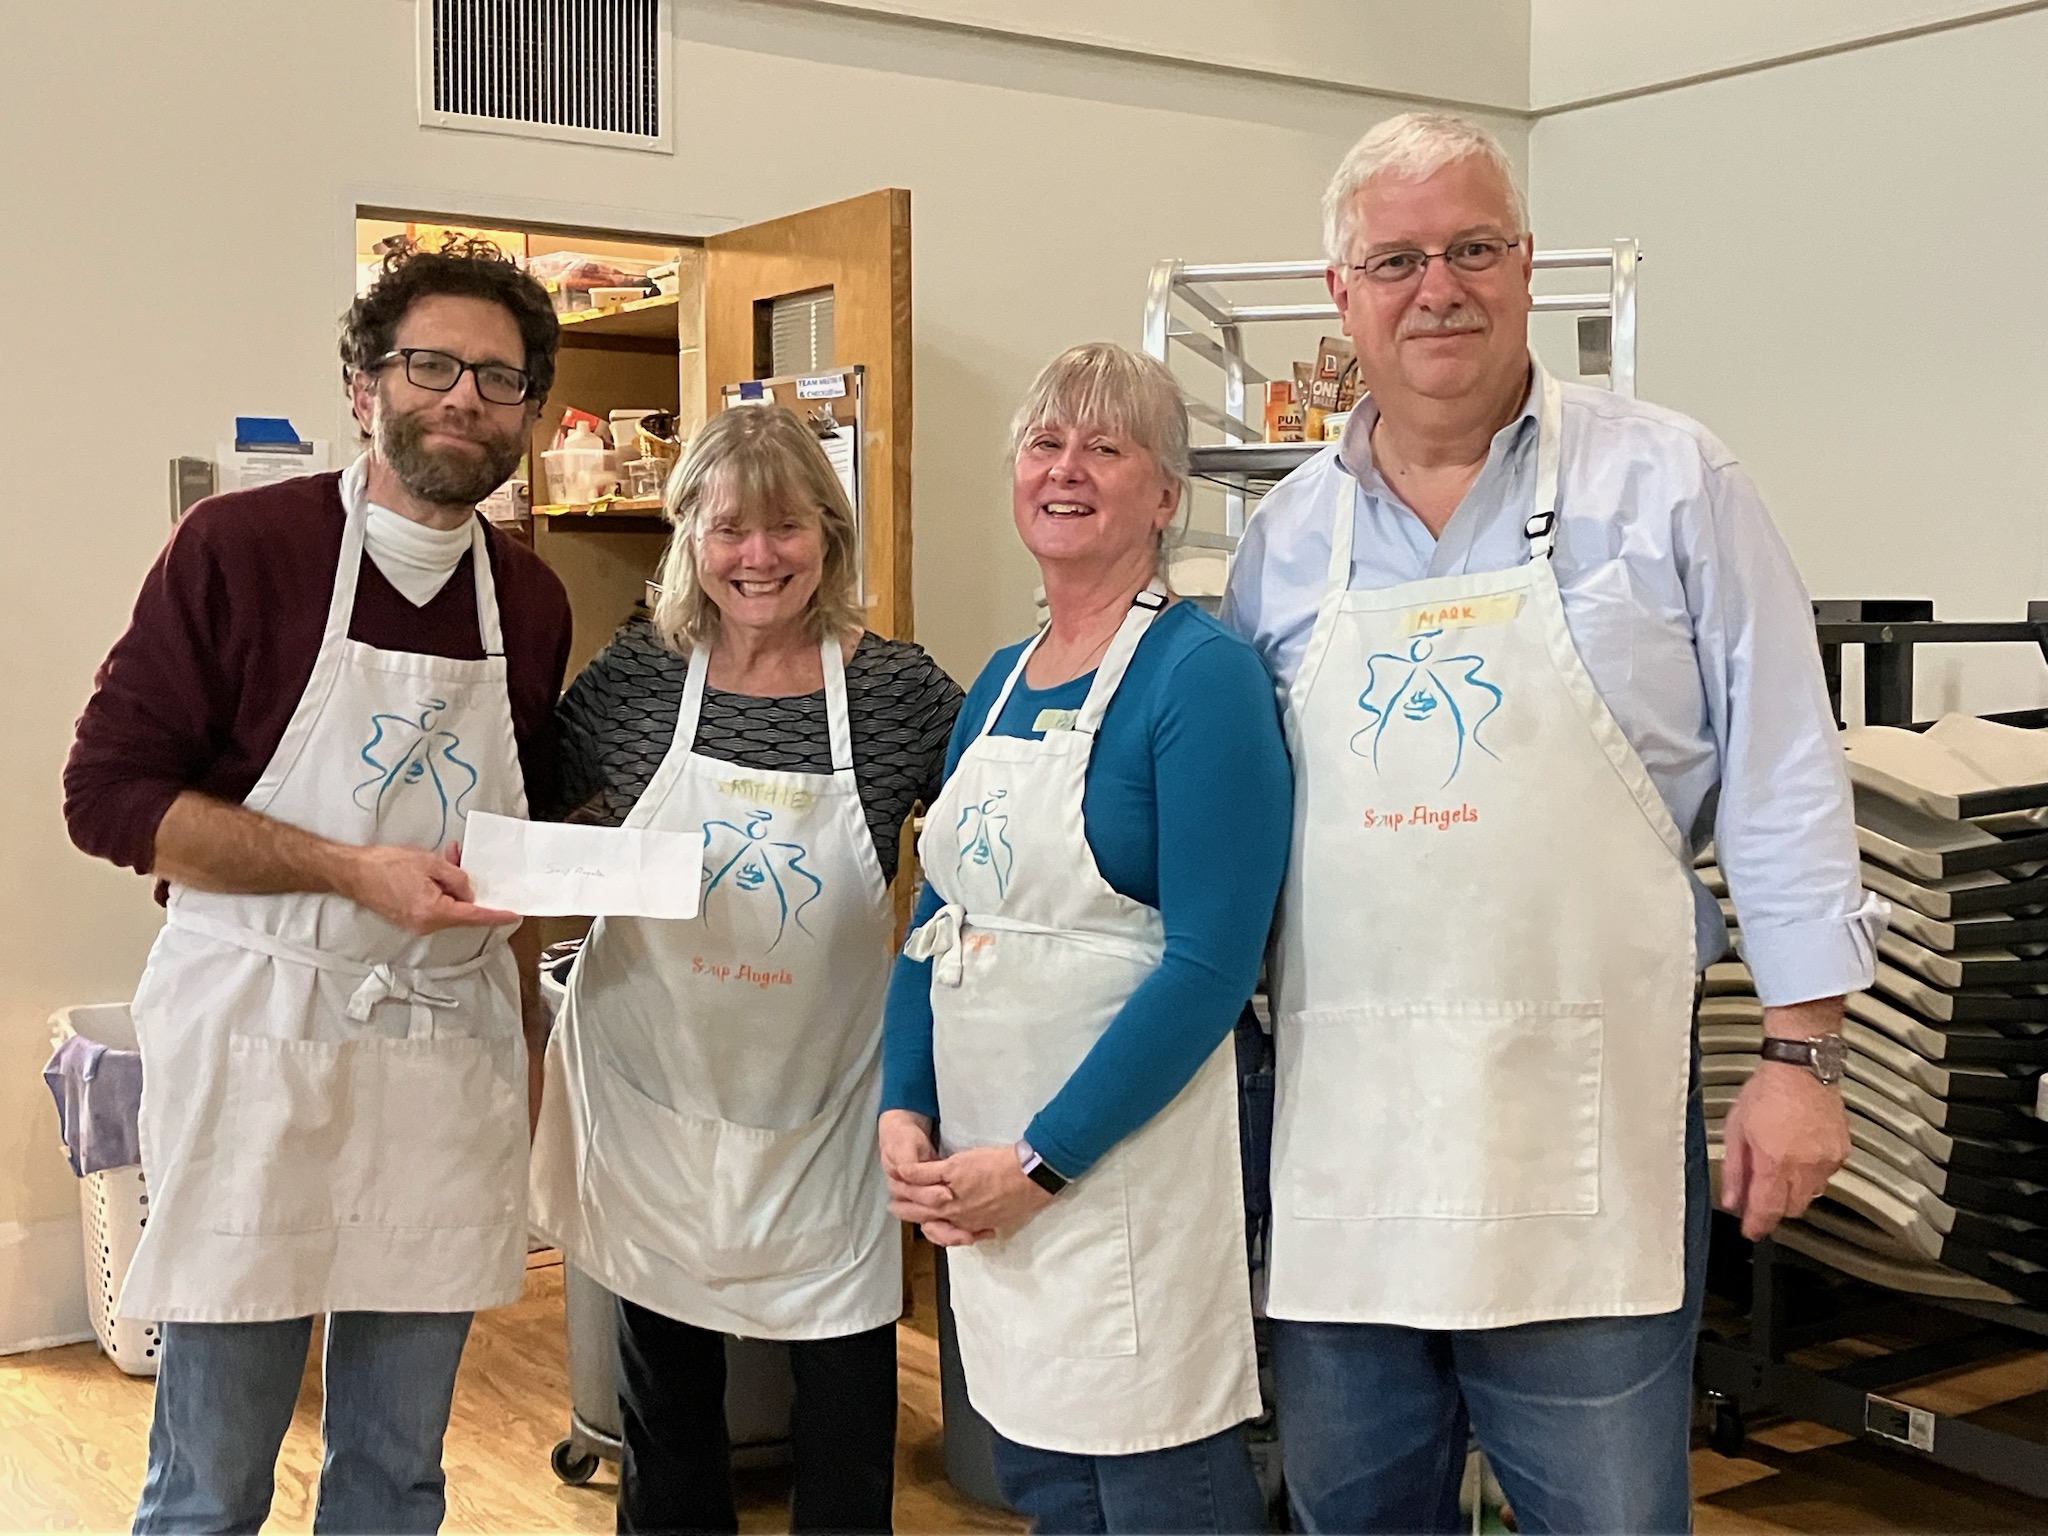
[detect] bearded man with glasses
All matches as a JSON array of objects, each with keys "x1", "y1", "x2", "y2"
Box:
[
  {"x1": 1222, "y1": 113, "x2": 1882, "y2": 1532},
  {"x1": 65, "y1": 238, "x2": 571, "y2": 1534}
]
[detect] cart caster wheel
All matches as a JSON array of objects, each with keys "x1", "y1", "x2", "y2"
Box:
[
  {"x1": 551, "y1": 1438, "x2": 600, "y2": 1485},
  {"x1": 1708, "y1": 1400, "x2": 1746, "y2": 1458}
]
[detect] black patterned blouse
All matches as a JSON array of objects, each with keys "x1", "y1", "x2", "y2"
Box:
[{"x1": 549, "y1": 614, "x2": 964, "y2": 881}]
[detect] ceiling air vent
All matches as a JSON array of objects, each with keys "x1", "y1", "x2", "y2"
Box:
[{"x1": 417, "y1": 0, "x2": 672, "y2": 153}]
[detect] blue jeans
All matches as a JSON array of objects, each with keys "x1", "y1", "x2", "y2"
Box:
[
  {"x1": 1272, "y1": 1090, "x2": 1710, "y2": 1535},
  {"x1": 133, "y1": 1310, "x2": 473, "y2": 1534},
  {"x1": 990, "y1": 1422, "x2": 1267, "y2": 1534}
]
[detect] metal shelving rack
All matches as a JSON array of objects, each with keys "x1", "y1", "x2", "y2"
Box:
[
  {"x1": 1698, "y1": 599, "x2": 2048, "y2": 1500},
  {"x1": 1140, "y1": 241, "x2": 1640, "y2": 549}
]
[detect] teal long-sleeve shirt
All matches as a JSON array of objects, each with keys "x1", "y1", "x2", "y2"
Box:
[{"x1": 880, "y1": 599, "x2": 1293, "y2": 1179}]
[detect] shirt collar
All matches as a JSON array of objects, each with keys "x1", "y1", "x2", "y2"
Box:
[{"x1": 1335, "y1": 355, "x2": 1545, "y2": 498}]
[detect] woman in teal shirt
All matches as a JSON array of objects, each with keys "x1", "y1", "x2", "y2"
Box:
[{"x1": 880, "y1": 343, "x2": 1292, "y2": 1533}]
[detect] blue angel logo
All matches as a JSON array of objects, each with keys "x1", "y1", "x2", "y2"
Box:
[
  {"x1": 1352, "y1": 630, "x2": 1503, "y2": 786},
  {"x1": 352, "y1": 698, "x2": 478, "y2": 847},
  {"x1": 954, "y1": 788, "x2": 1014, "y2": 905},
  {"x1": 700, "y1": 809, "x2": 823, "y2": 952}
]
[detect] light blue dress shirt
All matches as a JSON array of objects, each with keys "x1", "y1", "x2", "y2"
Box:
[{"x1": 1221, "y1": 369, "x2": 1884, "y2": 1008}]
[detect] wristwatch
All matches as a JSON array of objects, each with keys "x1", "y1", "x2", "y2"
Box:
[
  {"x1": 1016, "y1": 1140, "x2": 1069, "y2": 1196},
  {"x1": 1758, "y1": 1033, "x2": 1847, "y2": 1085}
]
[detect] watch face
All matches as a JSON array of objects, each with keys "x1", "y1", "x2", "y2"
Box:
[{"x1": 1813, "y1": 1033, "x2": 1848, "y2": 1084}]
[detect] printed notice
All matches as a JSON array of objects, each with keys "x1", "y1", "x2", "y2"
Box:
[{"x1": 463, "y1": 812, "x2": 706, "y2": 919}]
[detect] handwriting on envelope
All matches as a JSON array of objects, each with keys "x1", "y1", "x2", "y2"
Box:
[{"x1": 462, "y1": 812, "x2": 707, "y2": 919}]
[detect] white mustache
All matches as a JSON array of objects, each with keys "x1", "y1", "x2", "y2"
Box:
[{"x1": 1400, "y1": 308, "x2": 1486, "y2": 338}]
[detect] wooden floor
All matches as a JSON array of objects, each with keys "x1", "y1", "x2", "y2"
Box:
[{"x1": 3, "y1": 1249, "x2": 2044, "y2": 1533}]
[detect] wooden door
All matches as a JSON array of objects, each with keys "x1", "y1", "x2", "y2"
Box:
[{"x1": 703, "y1": 189, "x2": 914, "y2": 639}]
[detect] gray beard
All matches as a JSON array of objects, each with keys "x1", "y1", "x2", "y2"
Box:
[{"x1": 377, "y1": 408, "x2": 525, "y2": 508}]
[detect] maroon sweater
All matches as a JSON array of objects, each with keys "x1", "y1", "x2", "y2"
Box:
[{"x1": 65, "y1": 472, "x2": 573, "y2": 879}]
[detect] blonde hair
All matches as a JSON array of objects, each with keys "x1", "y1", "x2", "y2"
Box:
[
  {"x1": 651, "y1": 405, "x2": 863, "y2": 651},
  {"x1": 1010, "y1": 343, "x2": 1189, "y2": 571},
  {"x1": 1322, "y1": 111, "x2": 1528, "y2": 266}
]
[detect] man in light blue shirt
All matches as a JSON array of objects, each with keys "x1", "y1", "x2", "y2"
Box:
[{"x1": 1224, "y1": 112, "x2": 1884, "y2": 1532}]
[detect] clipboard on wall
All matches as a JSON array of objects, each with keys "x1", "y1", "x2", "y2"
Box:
[{"x1": 720, "y1": 366, "x2": 866, "y2": 604}]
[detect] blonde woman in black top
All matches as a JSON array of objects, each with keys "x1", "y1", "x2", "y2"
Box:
[{"x1": 532, "y1": 405, "x2": 961, "y2": 1534}]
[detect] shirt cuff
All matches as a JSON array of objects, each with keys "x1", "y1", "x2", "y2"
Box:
[{"x1": 1735, "y1": 890, "x2": 1889, "y2": 1008}]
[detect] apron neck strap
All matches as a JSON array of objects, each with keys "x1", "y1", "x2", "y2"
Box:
[
  {"x1": 339, "y1": 454, "x2": 506, "y2": 655},
  {"x1": 978, "y1": 581, "x2": 1169, "y2": 741},
  {"x1": 821, "y1": 634, "x2": 854, "y2": 773},
  {"x1": 469, "y1": 517, "x2": 504, "y2": 656},
  {"x1": 330, "y1": 456, "x2": 374, "y2": 648},
  {"x1": 1075, "y1": 583, "x2": 1166, "y2": 735},
  {"x1": 1326, "y1": 473, "x2": 1357, "y2": 588},
  {"x1": 679, "y1": 643, "x2": 713, "y2": 754},
  {"x1": 1522, "y1": 367, "x2": 1564, "y2": 562},
  {"x1": 1330, "y1": 363, "x2": 1564, "y2": 574},
  {"x1": 677, "y1": 632, "x2": 856, "y2": 770}
]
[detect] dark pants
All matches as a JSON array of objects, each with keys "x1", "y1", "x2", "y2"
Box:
[
  {"x1": 990, "y1": 1423, "x2": 1267, "y2": 1535},
  {"x1": 614, "y1": 1297, "x2": 896, "y2": 1534}
]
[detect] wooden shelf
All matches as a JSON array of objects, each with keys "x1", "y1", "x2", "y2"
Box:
[
  {"x1": 555, "y1": 293, "x2": 680, "y2": 342},
  {"x1": 534, "y1": 497, "x2": 665, "y2": 519}
]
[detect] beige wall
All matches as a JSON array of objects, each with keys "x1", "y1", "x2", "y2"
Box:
[
  {"x1": 1529, "y1": 7, "x2": 2048, "y2": 718},
  {"x1": 802, "y1": 0, "x2": 1532, "y2": 106},
  {"x1": 0, "y1": 0, "x2": 1517, "y2": 1330},
  {"x1": 1530, "y1": 0, "x2": 2028, "y2": 106}
]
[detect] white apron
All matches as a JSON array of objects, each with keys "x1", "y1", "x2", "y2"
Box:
[
  {"x1": 906, "y1": 589, "x2": 1261, "y2": 1455},
  {"x1": 1266, "y1": 371, "x2": 1699, "y2": 1330},
  {"x1": 530, "y1": 636, "x2": 900, "y2": 1339},
  {"x1": 122, "y1": 458, "x2": 529, "y2": 1323}
]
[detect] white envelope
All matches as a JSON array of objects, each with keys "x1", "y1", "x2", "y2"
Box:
[{"x1": 462, "y1": 812, "x2": 706, "y2": 919}]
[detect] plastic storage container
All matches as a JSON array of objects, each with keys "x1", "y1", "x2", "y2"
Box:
[
  {"x1": 542, "y1": 442, "x2": 615, "y2": 505},
  {"x1": 49, "y1": 1003, "x2": 161, "y2": 1377}
]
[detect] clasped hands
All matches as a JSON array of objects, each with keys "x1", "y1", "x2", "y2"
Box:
[{"x1": 878, "y1": 1109, "x2": 1053, "y2": 1248}]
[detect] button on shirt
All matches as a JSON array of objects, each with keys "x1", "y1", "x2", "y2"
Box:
[{"x1": 1221, "y1": 369, "x2": 1885, "y2": 1007}]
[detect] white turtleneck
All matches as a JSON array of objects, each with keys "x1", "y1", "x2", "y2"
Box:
[{"x1": 364, "y1": 503, "x2": 475, "y2": 607}]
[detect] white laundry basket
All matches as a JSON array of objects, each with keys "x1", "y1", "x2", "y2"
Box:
[{"x1": 50, "y1": 1003, "x2": 161, "y2": 1377}]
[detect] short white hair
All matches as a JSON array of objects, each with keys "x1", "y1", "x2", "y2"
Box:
[{"x1": 1321, "y1": 111, "x2": 1528, "y2": 266}]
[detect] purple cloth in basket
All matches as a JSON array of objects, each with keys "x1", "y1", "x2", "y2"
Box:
[{"x1": 43, "y1": 1034, "x2": 143, "y2": 1176}]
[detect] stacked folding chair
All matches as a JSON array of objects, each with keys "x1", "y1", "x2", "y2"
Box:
[{"x1": 1705, "y1": 715, "x2": 2048, "y2": 1306}]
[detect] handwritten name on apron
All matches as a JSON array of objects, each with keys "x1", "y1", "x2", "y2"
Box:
[
  {"x1": 718, "y1": 776, "x2": 817, "y2": 811},
  {"x1": 1400, "y1": 593, "x2": 1523, "y2": 635}
]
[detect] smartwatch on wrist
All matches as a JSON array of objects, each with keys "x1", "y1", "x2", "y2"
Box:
[
  {"x1": 1016, "y1": 1140, "x2": 1069, "y2": 1195},
  {"x1": 1758, "y1": 1033, "x2": 1847, "y2": 1085}
]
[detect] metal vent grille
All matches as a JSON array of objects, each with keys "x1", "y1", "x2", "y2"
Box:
[
  {"x1": 421, "y1": 0, "x2": 670, "y2": 151},
  {"x1": 770, "y1": 290, "x2": 835, "y2": 377}
]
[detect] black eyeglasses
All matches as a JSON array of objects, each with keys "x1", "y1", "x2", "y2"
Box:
[
  {"x1": 1349, "y1": 237, "x2": 1524, "y2": 285},
  {"x1": 371, "y1": 348, "x2": 533, "y2": 405}
]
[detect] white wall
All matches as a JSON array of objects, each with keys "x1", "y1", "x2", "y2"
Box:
[
  {"x1": 805, "y1": 0, "x2": 1532, "y2": 106},
  {"x1": 1530, "y1": 7, "x2": 2048, "y2": 719},
  {"x1": 0, "y1": 0, "x2": 1515, "y2": 1344},
  {"x1": 1529, "y1": 0, "x2": 2027, "y2": 106}
]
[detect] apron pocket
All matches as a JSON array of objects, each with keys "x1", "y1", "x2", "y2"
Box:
[
  {"x1": 589, "y1": 1053, "x2": 857, "y2": 1282},
  {"x1": 967, "y1": 1156, "x2": 1139, "y2": 1359},
  {"x1": 1282, "y1": 1001, "x2": 1603, "y2": 1220},
  {"x1": 212, "y1": 1034, "x2": 524, "y2": 1236}
]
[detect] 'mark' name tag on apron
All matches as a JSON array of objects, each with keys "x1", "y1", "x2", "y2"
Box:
[
  {"x1": 464, "y1": 812, "x2": 707, "y2": 919},
  {"x1": 1401, "y1": 593, "x2": 1523, "y2": 635}
]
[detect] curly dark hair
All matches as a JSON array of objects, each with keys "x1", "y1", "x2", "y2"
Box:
[{"x1": 339, "y1": 233, "x2": 561, "y2": 405}]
